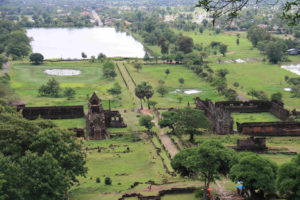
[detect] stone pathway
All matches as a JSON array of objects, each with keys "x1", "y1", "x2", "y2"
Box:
[{"x1": 141, "y1": 108, "x2": 179, "y2": 158}]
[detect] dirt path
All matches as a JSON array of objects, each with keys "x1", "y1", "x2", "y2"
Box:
[
  {"x1": 141, "y1": 109, "x2": 179, "y2": 158},
  {"x1": 214, "y1": 179, "x2": 244, "y2": 200},
  {"x1": 1, "y1": 62, "x2": 10, "y2": 76}
]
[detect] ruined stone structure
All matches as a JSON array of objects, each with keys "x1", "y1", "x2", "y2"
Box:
[
  {"x1": 230, "y1": 137, "x2": 267, "y2": 151},
  {"x1": 237, "y1": 122, "x2": 300, "y2": 136},
  {"x1": 195, "y1": 97, "x2": 233, "y2": 134},
  {"x1": 86, "y1": 93, "x2": 126, "y2": 140},
  {"x1": 20, "y1": 105, "x2": 84, "y2": 120},
  {"x1": 195, "y1": 97, "x2": 299, "y2": 135}
]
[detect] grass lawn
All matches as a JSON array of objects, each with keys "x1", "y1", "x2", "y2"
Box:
[
  {"x1": 231, "y1": 112, "x2": 281, "y2": 130},
  {"x1": 9, "y1": 61, "x2": 134, "y2": 109},
  {"x1": 69, "y1": 135, "x2": 180, "y2": 200},
  {"x1": 210, "y1": 61, "x2": 300, "y2": 110},
  {"x1": 125, "y1": 63, "x2": 225, "y2": 108},
  {"x1": 161, "y1": 193, "x2": 198, "y2": 200},
  {"x1": 52, "y1": 118, "x2": 86, "y2": 129}
]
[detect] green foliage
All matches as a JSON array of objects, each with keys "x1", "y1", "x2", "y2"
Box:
[
  {"x1": 248, "y1": 89, "x2": 268, "y2": 100},
  {"x1": 0, "y1": 54, "x2": 7, "y2": 70},
  {"x1": 277, "y1": 154, "x2": 300, "y2": 200},
  {"x1": 107, "y1": 82, "x2": 122, "y2": 97},
  {"x1": 81, "y1": 52, "x2": 87, "y2": 59},
  {"x1": 229, "y1": 153, "x2": 277, "y2": 198},
  {"x1": 105, "y1": 177, "x2": 112, "y2": 185},
  {"x1": 247, "y1": 26, "x2": 271, "y2": 47},
  {"x1": 156, "y1": 85, "x2": 168, "y2": 97},
  {"x1": 135, "y1": 82, "x2": 154, "y2": 109},
  {"x1": 158, "y1": 110, "x2": 178, "y2": 132},
  {"x1": 291, "y1": 85, "x2": 300, "y2": 98},
  {"x1": 271, "y1": 92, "x2": 282, "y2": 101},
  {"x1": 96, "y1": 177, "x2": 101, "y2": 183},
  {"x1": 0, "y1": 108, "x2": 87, "y2": 199},
  {"x1": 177, "y1": 36, "x2": 194, "y2": 54},
  {"x1": 172, "y1": 140, "x2": 237, "y2": 188},
  {"x1": 139, "y1": 115, "x2": 154, "y2": 131},
  {"x1": 63, "y1": 87, "x2": 76, "y2": 100},
  {"x1": 178, "y1": 77, "x2": 184, "y2": 85},
  {"x1": 103, "y1": 61, "x2": 117, "y2": 79},
  {"x1": 216, "y1": 69, "x2": 229, "y2": 78},
  {"x1": 38, "y1": 78, "x2": 61, "y2": 97},
  {"x1": 265, "y1": 41, "x2": 285, "y2": 64},
  {"x1": 219, "y1": 44, "x2": 228, "y2": 56},
  {"x1": 165, "y1": 69, "x2": 170, "y2": 76},
  {"x1": 29, "y1": 53, "x2": 44, "y2": 65},
  {"x1": 97, "y1": 53, "x2": 106, "y2": 60},
  {"x1": 133, "y1": 62, "x2": 142, "y2": 72}
]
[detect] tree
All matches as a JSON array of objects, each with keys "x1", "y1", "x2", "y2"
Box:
[
  {"x1": 135, "y1": 82, "x2": 154, "y2": 109},
  {"x1": 158, "y1": 110, "x2": 178, "y2": 133},
  {"x1": 196, "y1": 0, "x2": 299, "y2": 25},
  {"x1": 236, "y1": 38, "x2": 239, "y2": 45},
  {"x1": 63, "y1": 87, "x2": 76, "y2": 100},
  {"x1": 29, "y1": 53, "x2": 44, "y2": 65},
  {"x1": 133, "y1": 62, "x2": 142, "y2": 72},
  {"x1": 81, "y1": 52, "x2": 87, "y2": 59},
  {"x1": 139, "y1": 115, "x2": 154, "y2": 132},
  {"x1": 97, "y1": 53, "x2": 106, "y2": 60},
  {"x1": 265, "y1": 41, "x2": 285, "y2": 64},
  {"x1": 172, "y1": 140, "x2": 236, "y2": 199},
  {"x1": 277, "y1": 154, "x2": 300, "y2": 200},
  {"x1": 107, "y1": 82, "x2": 122, "y2": 97},
  {"x1": 103, "y1": 61, "x2": 117, "y2": 79},
  {"x1": 0, "y1": 109, "x2": 87, "y2": 200},
  {"x1": 161, "y1": 43, "x2": 169, "y2": 54},
  {"x1": 0, "y1": 54, "x2": 7, "y2": 69},
  {"x1": 271, "y1": 92, "x2": 282, "y2": 101},
  {"x1": 157, "y1": 85, "x2": 168, "y2": 97},
  {"x1": 219, "y1": 44, "x2": 228, "y2": 57},
  {"x1": 247, "y1": 26, "x2": 271, "y2": 47},
  {"x1": 165, "y1": 69, "x2": 170, "y2": 77},
  {"x1": 217, "y1": 69, "x2": 229, "y2": 78},
  {"x1": 229, "y1": 153, "x2": 278, "y2": 198},
  {"x1": 177, "y1": 36, "x2": 194, "y2": 54},
  {"x1": 178, "y1": 78, "x2": 184, "y2": 86},
  {"x1": 175, "y1": 107, "x2": 210, "y2": 142},
  {"x1": 38, "y1": 78, "x2": 61, "y2": 97}
]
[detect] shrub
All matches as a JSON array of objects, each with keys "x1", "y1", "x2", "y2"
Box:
[
  {"x1": 105, "y1": 177, "x2": 112, "y2": 185},
  {"x1": 96, "y1": 177, "x2": 101, "y2": 183},
  {"x1": 233, "y1": 82, "x2": 239, "y2": 87}
]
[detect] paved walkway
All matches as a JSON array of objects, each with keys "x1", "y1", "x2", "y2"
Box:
[{"x1": 91, "y1": 10, "x2": 103, "y2": 27}]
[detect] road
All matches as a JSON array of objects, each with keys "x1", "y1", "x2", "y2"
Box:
[{"x1": 92, "y1": 10, "x2": 103, "y2": 27}]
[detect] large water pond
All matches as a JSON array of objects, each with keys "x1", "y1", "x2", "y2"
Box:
[{"x1": 27, "y1": 28, "x2": 146, "y2": 59}]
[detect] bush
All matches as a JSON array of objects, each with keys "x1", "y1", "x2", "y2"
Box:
[
  {"x1": 29, "y1": 53, "x2": 44, "y2": 65},
  {"x1": 63, "y1": 88, "x2": 76, "y2": 100},
  {"x1": 233, "y1": 82, "x2": 239, "y2": 87},
  {"x1": 105, "y1": 177, "x2": 112, "y2": 185},
  {"x1": 96, "y1": 177, "x2": 101, "y2": 183},
  {"x1": 195, "y1": 186, "x2": 206, "y2": 198}
]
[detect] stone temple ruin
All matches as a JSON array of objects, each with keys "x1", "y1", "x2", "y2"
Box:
[
  {"x1": 15, "y1": 92, "x2": 126, "y2": 140},
  {"x1": 195, "y1": 97, "x2": 300, "y2": 136},
  {"x1": 86, "y1": 92, "x2": 126, "y2": 140}
]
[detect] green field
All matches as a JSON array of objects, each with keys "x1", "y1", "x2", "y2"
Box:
[
  {"x1": 9, "y1": 61, "x2": 134, "y2": 109},
  {"x1": 69, "y1": 135, "x2": 181, "y2": 200},
  {"x1": 232, "y1": 112, "x2": 281, "y2": 129},
  {"x1": 124, "y1": 63, "x2": 225, "y2": 108}
]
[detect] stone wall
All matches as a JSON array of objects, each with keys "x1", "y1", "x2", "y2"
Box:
[
  {"x1": 215, "y1": 100, "x2": 271, "y2": 113},
  {"x1": 237, "y1": 122, "x2": 300, "y2": 136},
  {"x1": 236, "y1": 137, "x2": 267, "y2": 151},
  {"x1": 104, "y1": 110, "x2": 127, "y2": 128},
  {"x1": 21, "y1": 105, "x2": 84, "y2": 120},
  {"x1": 270, "y1": 101, "x2": 291, "y2": 121}
]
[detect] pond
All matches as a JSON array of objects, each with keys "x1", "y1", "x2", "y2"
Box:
[
  {"x1": 27, "y1": 28, "x2": 146, "y2": 59},
  {"x1": 281, "y1": 63, "x2": 300, "y2": 75},
  {"x1": 44, "y1": 69, "x2": 81, "y2": 76},
  {"x1": 170, "y1": 89, "x2": 203, "y2": 94}
]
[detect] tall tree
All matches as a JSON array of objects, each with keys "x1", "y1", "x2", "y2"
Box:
[
  {"x1": 219, "y1": 44, "x2": 228, "y2": 57},
  {"x1": 172, "y1": 140, "x2": 236, "y2": 199},
  {"x1": 177, "y1": 36, "x2": 194, "y2": 54},
  {"x1": 135, "y1": 82, "x2": 154, "y2": 109},
  {"x1": 277, "y1": 154, "x2": 300, "y2": 200},
  {"x1": 229, "y1": 153, "x2": 277, "y2": 199},
  {"x1": 29, "y1": 53, "x2": 44, "y2": 65},
  {"x1": 247, "y1": 26, "x2": 271, "y2": 47}
]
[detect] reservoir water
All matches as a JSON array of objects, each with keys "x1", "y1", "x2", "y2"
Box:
[{"x1": 27, "y1": 28, "x2": 146, "y2": 59}]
